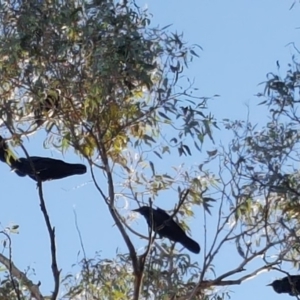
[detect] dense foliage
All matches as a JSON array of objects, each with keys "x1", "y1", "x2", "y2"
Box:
[{"x1": 0, "y1": 1, "x2": 300, "y2": 300}]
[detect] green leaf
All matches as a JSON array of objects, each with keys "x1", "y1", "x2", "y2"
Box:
[
  {"x1": 149, "y1": 161, "x2": 155, "y2": 176},
  {"x1": 190, "y1": 49, "x2": 199, "y2": 57},
  {"x1": 153, "y1": 151, "x2": 162, "y2": 159},
  {"x1": 158, "y1": 111, "x2": 171, "y2": 120},
  {"x1": 182, "y1": 144, "x2": 191, "y2": 156},
  {"x1": 11, "y1": 225, "x2": 19, "y2": 230},
  {"x1": 207, "y1": 149, "x2": 217, "y2": 157}
]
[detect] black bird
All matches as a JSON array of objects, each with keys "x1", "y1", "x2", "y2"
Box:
[
  {"x1": 0, "y1": 136, "x2": 86, "y2": 181},
  {"x1": 11, "y1": 157, "x2": 87, "y2": 181},
  {"x1": 267, "y1": 275, "x2": 300, "y2": 296},
  {"x1": 133, "y1": 206, "x2": 200, "y2": 254}
]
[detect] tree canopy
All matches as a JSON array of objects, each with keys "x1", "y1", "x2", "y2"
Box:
[{"x1": 0, "y1": 1, "x2": 300, "y2": 300}]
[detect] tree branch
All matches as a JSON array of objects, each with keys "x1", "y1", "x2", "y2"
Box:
[
  {"x1": 1, "y1": 133, "x2": 61, "y2": 299},
  {"x1": 175, "y1": 262, "x2": 278, "y2": 300},
  {"x1": 37, "y1": 180, "x2": 60, "y2": 300},
  {"x1": 88, "y1": 155, "x2": 141, "y2": 299},
  {"x1": 0, "y1": 253, "x2": 44, "y2": 300},
  {"x1": 186, "y1": 240, "x2": 283, "y2": 300}
]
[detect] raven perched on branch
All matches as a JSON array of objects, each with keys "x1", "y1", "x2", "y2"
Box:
[
  {"x1": 0, "y1": 136, "x2": 86, "y2": 181},
  {"x1": 133, "y1": 206, "x2": 200, "y2": 254},
  {"x1": 267, "y1": 275, "x2": 300, "y2": 296}
]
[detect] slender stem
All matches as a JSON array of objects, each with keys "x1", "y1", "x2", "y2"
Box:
[{"x1": 37, "y1": 180, "x2": 60, "y2": 300}]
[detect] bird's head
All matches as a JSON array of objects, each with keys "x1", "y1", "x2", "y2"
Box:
[
  {"x1": 267, "y1": 280, "x2": 283, "y2": 293},
  {"x1": 132, "y1": 206, "x2": 150, "y2": 216}
]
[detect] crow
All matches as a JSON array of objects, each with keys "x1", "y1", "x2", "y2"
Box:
[
  {"x1": 0, "y1": 135, "x2": 86, "y2": 181},
  {"x1": 133, "y1": 206, "x2": 200, "y2": 254},
  {"x1": 267, "y1": 275, "x2": 300, "y2": 296},
  {"x1": 12, "y1": 157, "x2": 87, "y2": 181}
]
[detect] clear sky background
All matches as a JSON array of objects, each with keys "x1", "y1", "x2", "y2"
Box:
[{"x1": 0, "y1": 1, "x2": 299, "y2": 299}]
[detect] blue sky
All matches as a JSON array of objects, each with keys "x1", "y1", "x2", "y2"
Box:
[
  {"x1": 140, "y1": 1, "x2": 300, "y2": 299},
  {"x1": 0, "y1": 1, "x2": 299, "y2": 299}
]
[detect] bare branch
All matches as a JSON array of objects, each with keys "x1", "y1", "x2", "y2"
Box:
[
  {"x1": 37, "y1": 180, "x2": 60, "y2": 300},
  {"x1": 178, "y1": 263, "x2": 278, "y2": 300}
]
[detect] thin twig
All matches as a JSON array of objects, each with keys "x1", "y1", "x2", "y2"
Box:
[
  {"x1": 186, "y1": 241, "x2": 283, "y2": 300},
  {"x1": 73, "y1": 209, "x2": 89, "y2": 300},
  {"x1": 176, "y1": 263, "x2": 277, "y2": 300}
]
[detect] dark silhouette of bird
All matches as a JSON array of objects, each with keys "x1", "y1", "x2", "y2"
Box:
[
  {"x1": 12, "y1": 157, "x2": 87, "y2": 181},
  {"x1": 267, "y1": 275, "x2": 300, "y2": 296},
  {"x1": 133, "y1": 206, "x2": 200, "y2": 254},
  {"x1": 0, "y1": 135, "x2": 86, "y2": 181}
]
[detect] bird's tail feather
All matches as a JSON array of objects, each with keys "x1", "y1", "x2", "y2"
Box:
[
  {"x1": 180, "y1": 236, "x2": 201, "y2": 254},
  {"x1": 68, "y1": 164, "x2": 87, "y2": 175}
]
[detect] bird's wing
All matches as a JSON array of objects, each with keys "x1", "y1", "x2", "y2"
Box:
[
  {"x1": 29, "y1": 156, "x2": 67, "y2": 167},
  {"x1": 29, "y1": 156, "x2": 45, "y2": 161},
  {"x1": 155, "y1": 207, "x2": 184, "y2": 230},
  {"x1": 19, "y1": 157, "x2": 47, "y2": 173},
  {"x1": 155, "y1": 207, "x2": 172, "y2": 219},
  {"x1": 30, "y1": 157, "x2": 53, "y2": 170}
]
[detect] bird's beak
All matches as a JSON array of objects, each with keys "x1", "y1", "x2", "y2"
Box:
[
  {"x1": 266, "y1": 283, "x2": 273, "y2": 286},
  {"x1": 132, "y1": 208, "x2": 140, "y2": 212}
]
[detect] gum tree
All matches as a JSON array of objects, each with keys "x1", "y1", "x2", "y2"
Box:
[
  {"x1": 0, "y1": 0, "x2": 298, "y2": 300},
  {"x1": 0, "y1": 0, "x2": 216, "y2": 299}
]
